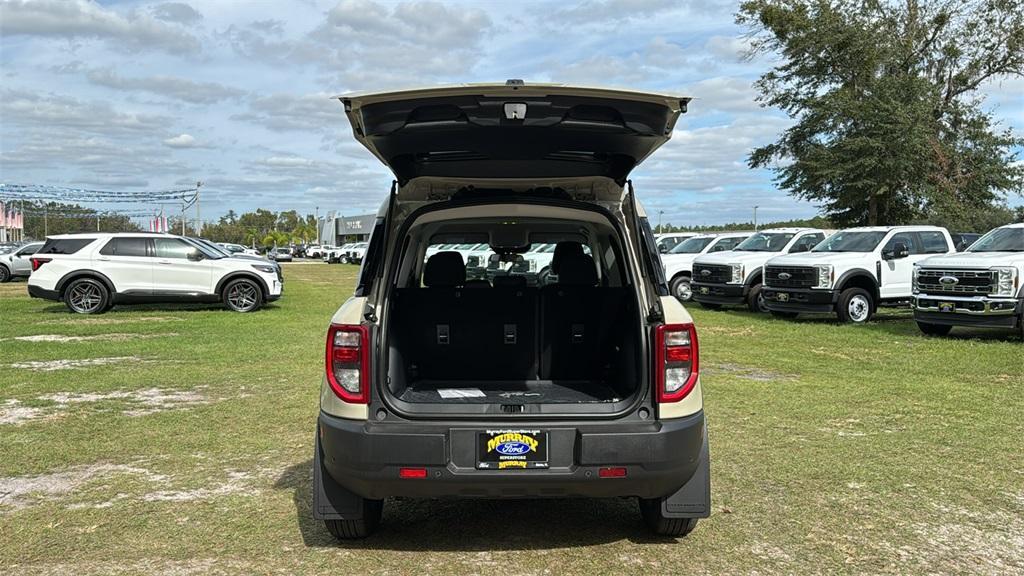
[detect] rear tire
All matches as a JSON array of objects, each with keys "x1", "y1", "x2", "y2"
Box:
[
  {"x1": 670, "y1": 275, "x2": 693, "y2": 302},
  {"x1": 0, "y1": 265, "x2": 9, "y2": 283},
  {"x1": 324, "y1": 499, "x2": 383, "y2": 539},
  {"x1": 639, "y1": 498, "x2": 699, "y2": 537},
  {"x1": 916, "y1": 322, "x2": 952, "y2": 337},
  {"x1": 747, "y1": 283, "x2": 769, "y2": 313},
  {"x1": 63, "y1": 278, "x2": 110, "y2": 314},
  {"x1": 770, "y1": 310, "x2": 799, "y2": 319},
  {"x1": 222, "y1": 278, "x2": 263, "y2": 313},
  {"x1": 837, "y1": 287, "x2": 873, "y2": 324}
]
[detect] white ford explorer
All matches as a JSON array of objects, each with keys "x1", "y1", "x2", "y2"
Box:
[
  {"x1": 912, "y1": 222, "x2": 1024, "y2": 339},
  {"x1": 313, "y1": 82, "x2": 710, "y2": 539}
]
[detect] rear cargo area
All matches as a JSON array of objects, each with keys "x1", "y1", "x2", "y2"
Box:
[{"x1": 385, "y1": 256, "x2": 642, "y2": 411}]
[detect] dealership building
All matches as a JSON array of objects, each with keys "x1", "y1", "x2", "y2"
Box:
[{"x1": 319, "y1": 212, "x2": 376, "y2": 245}]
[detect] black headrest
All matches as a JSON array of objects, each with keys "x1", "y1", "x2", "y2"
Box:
[
  {"x1": 551, "y1": 241, "x2": 584, "y2": 274},
  {"x1": 424, "y1": 251, "x2": 465, "y2": 287},
  {"x1": 493, "y1": 275, "x2": 527, "y2": 288},
  {"x1": 557, "y1": 254, "x2": 598, "y2": 286}
]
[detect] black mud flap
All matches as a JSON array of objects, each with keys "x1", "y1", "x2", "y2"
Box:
[
  {"x1": 312, "y1": 435, "x2": 369, "y2": 521},
  {"x1": 658, "y1": 426, "x2": 711, "y2": 518}
]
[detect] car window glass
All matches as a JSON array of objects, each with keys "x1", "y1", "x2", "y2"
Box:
[
  {"x1": 100, "y1": 237, "x2": 149, "y2": 257},
  {"x1": 154, "y1": 238, "x2": 194, "y2": 259},
  {"x1": 789, "y1": 233, "x2": 824, "y2": 252},
  {"x1": 883, "y1": 234, "x2": 915, "y2": 253},
  {"x1": 17, "y1": 244, "x2": 41, "y2": 256},
  {"x1": 918, "y1": 231, "x2": 949, "y2": 254},
  {"x1": 710, "y1": 237, "x2": 745, "y2": 252}
]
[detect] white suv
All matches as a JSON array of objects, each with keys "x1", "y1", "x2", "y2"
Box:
[
  {"x1": 661, "y1": 232, "x2": 751, "y2": 301},
  {"x1": 27, "y1": 233, "x2": 282, "y2": 314},
  {"x1": 0, "y1": 241, "x2": 44, "y2": 283},
  {"x1": 762, "y1": 226, "x2": 955, "y2": 323},
  {"x1": 691, "y1": 228, "x2": 828, "y2": 312}
]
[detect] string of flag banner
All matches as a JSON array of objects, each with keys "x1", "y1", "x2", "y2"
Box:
[{"x1": 0, "y1": 184, "x2": 199, "y2": 206}]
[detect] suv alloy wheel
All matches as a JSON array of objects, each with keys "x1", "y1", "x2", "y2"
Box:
[
  {"x1": 63, "y1": 278, "x2": 110, "y2": 314},
  {"x1": 223, "y1": 278, "x2": 263, "y2": 312},
  {"x1": 0, "y1": 265, "x2": 9, "y2": 283}
]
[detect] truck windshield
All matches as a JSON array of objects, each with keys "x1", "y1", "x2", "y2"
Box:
[
  {"x1": 669, "y1": 236, "x2": 714, "y2": 254},
  {"x1": 812, "y1": 231, "x2": 887, "y2": 252},
  {"x1": 968, "y1": 227, "x2": 1024, "y2": 252},
  {"x1": 734, "y1": 232, "x2": 795, "y2": 252}
]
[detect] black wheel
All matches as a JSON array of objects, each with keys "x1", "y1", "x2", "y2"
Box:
[
  {"x1": 639, "y1": 498, "x2": 699, "y2": 537},
  {"x1": 837, "y1": 287, "x2": 873, "y2": 324},
  {"x1": 770, "y1": 310, "x2": 799, "y2": 319},
  {"x1": 0, "y1": 265, "x2": 10, "y2": 283},
  {"x1": 916, "y1": 322, "x2": 952, "y2": 337},
  {"x1": 222, "y1": 278, "x2": 263, "y2": 312},
  {"x1": 63, "y1": 278, "x2": 110, "y2": 314},
  {"x1": 698, "y1": 302, "x2": 722, "y2": 310},
  {"x1": 324, "y1": 499, "x2": 383, "y2": 539},
  {"x1": 670, "y1": 275, "x2": 693, "y2": 301},
  {"x1": 747, "y1": 283, "x2": 769, "y2": 313}
]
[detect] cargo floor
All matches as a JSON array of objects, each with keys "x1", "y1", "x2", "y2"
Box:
[{"x1": 396, "y1": 380, "x2": 622, "y2": 404}]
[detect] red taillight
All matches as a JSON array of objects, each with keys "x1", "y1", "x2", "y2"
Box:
[
  {"x1": 399, "y1": 467, "x2": 427, "y2": 479},
  {"x1": 599, "y1": 467, "x2": 627, "y2": 478},
  {"x1": 325, "y1": 324, "x2": 369, "y2": 404},
  {"x1": 655, "y1": 323, "x2": 699, "y2": 403},
  {"x1": 30, "y1": 257, "x2": 51, "y2": 271}
]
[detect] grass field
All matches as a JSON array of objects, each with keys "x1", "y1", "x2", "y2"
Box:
[{"x1": 1, "y1": 262, "x2": 1022, "y2": 575}]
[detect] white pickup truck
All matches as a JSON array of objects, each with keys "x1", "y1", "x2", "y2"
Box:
[
  {"x1": 912, "y1": 222, "x2": 1024, "y2": 339},
  {"x1": 661, "y1": 232, "x2": 751, "y2": 301},
  {"x1": 690, "y1": 228, "x2": 828, "y2": 312},
  {"x1": 762, "y1": 226, "x2": 955, "y2": 323}
]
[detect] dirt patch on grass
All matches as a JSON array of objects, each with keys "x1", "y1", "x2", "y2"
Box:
[
  {"x1": 0, "y1": 400, "x2": 48, "y2": 426},
  {"x1": 699, "y1": 325, "x2": 761, "y2": 337},
  {"x1": 905, "y1": 503, "x2": 1024, "y2": 573},
  {"x1": 40, "y1": 387, "x2": 210, "y2": 417},
  {"x1": 0, "y1": 464, "x2": 168, "y2": 511},
  {"x1": 6, "y1": 558, "x2": 255, "y2": 576},
  {"x1": 4, "y1": 333, "x2": 175, "y2": 343},
  {"x1": 704, "y1": 362, "x2": 794, "y2": 382},
  {"x1": 8, "y1": 356, "x2": 147, "y2": 372},
  {"x1": 35, "y1": 316, "x2": 184, "y2": 326}
]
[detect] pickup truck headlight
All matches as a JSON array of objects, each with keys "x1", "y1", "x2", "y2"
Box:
[
  {"x1": 251, "y1": 264, "x2": 276, "y2": 274},
  {"x1": 729, "y1": 264, "x2": 744, "y2": 284},
  {"x1": 813, "y1": 264, "x2": 833, "y2": 289},
  {"x1": 992, "y1": 267, "x2": 1018, "y2": 297},
  {"x1": 912, "y1": 264, "x2": 920, "y2": 294}
]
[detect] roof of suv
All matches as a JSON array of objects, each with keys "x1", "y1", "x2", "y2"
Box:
[{"x1": 839, "y1": 225, "x2": 947, "y2": 232}]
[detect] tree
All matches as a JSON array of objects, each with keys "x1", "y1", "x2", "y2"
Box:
[{"x1": 738, "y1": 0, "x2": 1024, "y2": 227}]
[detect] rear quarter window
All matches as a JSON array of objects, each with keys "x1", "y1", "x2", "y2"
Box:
[
  {"x1": 38, "y1": 238, "x2": 95, "y2": 255},
  {"x1": 99, "y1": 238, "x2": 150, "y2": 257}
]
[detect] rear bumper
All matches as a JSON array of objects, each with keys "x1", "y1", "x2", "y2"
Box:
[
  {"x1": 318, "y1": 411, "x2": 706, "y2": 500},
  {"x1": 27, "y1": 284, "x2": 60, "y2": 301},
  {"x1": 691, "y1": 282, "x2": 747, "y2": 306},
  {"x1": 762, "y1": 286, "x2": 838, "y2": 314}
]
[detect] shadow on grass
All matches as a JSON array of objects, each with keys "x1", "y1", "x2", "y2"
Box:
[
  {"x1": 34, "y1": 303, "x2": 281, "y2": 315},
  {"x1": 274, "y1": 460, "x2": 682, "y2": 551}
]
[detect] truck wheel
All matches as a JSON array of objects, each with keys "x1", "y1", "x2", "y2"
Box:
[
  {"x1": 916, "y1": 322, "x2": 952, "y2": 337},
  {"x1": 747, "y1": 283, "x2": 769, "y2": 313},
  {"x1": 770, "y1": 310, "x2": 799, "y2": 319},
  {"x1": 222, "y1": 278, "x2": 263, "y2": 312},
  {"x1": 837, "y1": 288, "x2": 873, "y2": 323},
  {"x1": 0, "y1": 265, "x2": 10, "y2": 283},
  {"x1": 63, "y1": 278, "x2": 110, "y2": 314},
  {"x1": 670, "y1": 275, "x2": 693, "y2": 301},
  {"x1": 639, "y1": 498, "x2": 699, "y2": 537},
  {"x1": 324, "y1": 499, "x2": 383, "y2": 539}
]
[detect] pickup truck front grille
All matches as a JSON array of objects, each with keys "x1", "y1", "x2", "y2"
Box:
[
  {"x1": 765, "y1": 266, "x2": 816, "y2": 289},
  {"x1": 916, "y1": 268, "x2": 995, "y2": 296},
  {"x1": 693, "y1": 264, "x2": 731, "y2": 284}
]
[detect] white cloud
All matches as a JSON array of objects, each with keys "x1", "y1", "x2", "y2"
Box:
[
  {"x1": 85, "y1": 68, "x2": 246, "y2": 104},
  {"x1": 0, "y1": 0, "x2": 201, "y2": 55},
  {"x1": 150, "y1": 2, "x2": 203, "y2": 25},
  {"x1": 163, "y1": 134, "x2": 197, "y2": 148}
]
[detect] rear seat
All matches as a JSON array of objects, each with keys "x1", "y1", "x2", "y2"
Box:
[{"x1": 539, "y1": 252, "x2": 625, "y2": 381}]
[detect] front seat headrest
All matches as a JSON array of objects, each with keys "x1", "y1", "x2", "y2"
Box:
[
  {"x1": 557, "y1": 254, "x2": 598, "y2": 286},
  {"x1": 424, "y1": 251, "x2": 465, "y2": 287},
  {"x1": 550, "y1": 241, "x2": 584, "y2": 274}
]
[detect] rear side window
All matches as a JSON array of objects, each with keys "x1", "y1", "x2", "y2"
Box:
[
  {"x1": 355, "y1": 218, "x2": 387, "y2": 297},
  {"x1": 99, "y1": 238, "x2": 150, "y2": 257},
  {"x1": 789, "y1": 233, "x2": 824, "y2": 253},
  {"x1": 709, "y1": 236, "x2": 745, "y2": 252},
  {"x1": 883, "y1": 233, "x2": 917, "y2": 254},
  {"x1": 917, "y1": 231, "x2": 949, "y2": 254},
  {"x1": 38, "y1": 238, "x2": 94, "y2": 255},
  {"x1": 638, "y1": 217, "x2": 669, "y2": 296}
]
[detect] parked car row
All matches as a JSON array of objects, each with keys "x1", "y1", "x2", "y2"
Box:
[
  {"x1": 0, "y1": 240, "x2": 44, "y2": 283},
  {"x1": 323, "y1": 242, "x2": 368, "y2": 264},
  {"x1": 23, "y1": 232, "x2": 283, "y2": 314},
  {"x1": 661, "y1": 223, "x2": 1023, "y2": 339}
]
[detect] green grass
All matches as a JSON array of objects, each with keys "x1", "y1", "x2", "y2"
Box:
[{"x1": 1, "y1": 263, "x2": 1021, "y2": 575}]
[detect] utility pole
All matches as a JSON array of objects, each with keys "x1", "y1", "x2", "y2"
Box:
[
  {"x1": 658, "y1": 210, "x2": 664, "y2": 234},
  {"x1": 195, "y1": 181, "x2": 203, "y2": 236},
  {"x1": 315, "y1": 206, "x2": 319, "y2": 243},
  {"x1": 753, "y1": 206, "x2": 759, "y2": 231},
  {"x1": 44, "y1": 203, "x2": 48, "y2": 237},
  {"x1": 96, "y1": 212, "x2": 100, "y2": 232}
]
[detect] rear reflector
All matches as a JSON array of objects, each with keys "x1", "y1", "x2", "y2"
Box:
[
  {"x1": 399, "y1": 467, "x2": 427, "y2": 479},
  {"x1": 599, "y1": 467, "x2": 627, "y2": 478}
]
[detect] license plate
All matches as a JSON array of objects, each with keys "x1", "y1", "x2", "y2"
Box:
[
  {"x1": 938, "y1": 301, "x2": 955, "y2": 312},
  {"x1": 477, "y1": 430, "x2": 548, "y2": 470},
  {"x1": 777, "y1": 293, "x2": 790, "y2": 302},
  {"x1": 699, "y1": 286, "x2": 710, "y2": 295}
]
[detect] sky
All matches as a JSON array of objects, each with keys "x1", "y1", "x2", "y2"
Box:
[{"x1": 1, "y1": 0, "x2": 1022, "y2": 227}]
